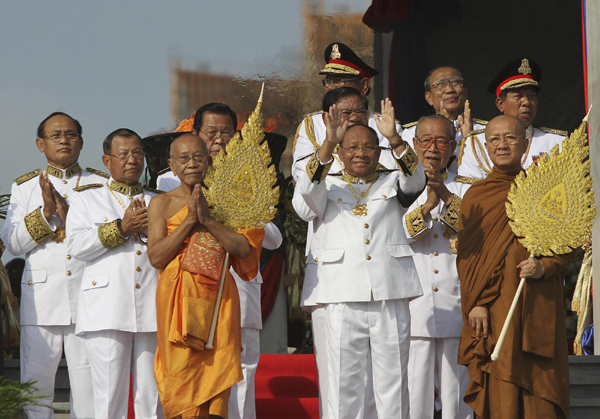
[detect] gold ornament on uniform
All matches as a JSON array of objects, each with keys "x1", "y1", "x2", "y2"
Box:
[
  {"x1": 204, "y1": 83, "x2": 279, "y2": 230},
  {"x1": 506, "y1": 110, "x2": 596, "y2": 257},
  {"x1": 518, "y1": 58, "x2": 532, "y2": 75},
  {"x1": 331, "y1": 44, "x2": 341, "y2": 60}
]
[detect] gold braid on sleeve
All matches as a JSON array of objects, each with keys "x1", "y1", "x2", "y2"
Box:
[
  {"x1": 305, "y1": 153, "x2": 332, "y2": 184},
  {"x1": 441, "y1": 194, "x2": 461, "y2": 233},
  {"x1": 98, "y1": 220, "x2": 127, "y2": 249},
  {"x1": 405, "y1": 206, "x2": 429, "y2": 239},
  {"x1": 396, "y1": 145, "x2": 419, "y2": 176},
  {"x1": 24, "y1": 207, "x2": 55, "y2": 244}
]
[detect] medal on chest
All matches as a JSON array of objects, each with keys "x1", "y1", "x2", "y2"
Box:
[{"x1": 344, "y1": 174, "x2": 379, "y2": 217}]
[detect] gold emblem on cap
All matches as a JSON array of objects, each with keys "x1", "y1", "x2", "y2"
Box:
[
  {"x1": 518, "y1": 58, "x2": 532, "y2": 75},
  {"x1": 331, "y1": 44, "x2": 341, "y2": 60}
]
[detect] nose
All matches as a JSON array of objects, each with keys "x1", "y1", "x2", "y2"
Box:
[
  {"x1": 521, "y1": 96, "x2": 531, "y2": 106},
  {"x1": 348, "y1": 112, "x2": 360, "y2": 123}
]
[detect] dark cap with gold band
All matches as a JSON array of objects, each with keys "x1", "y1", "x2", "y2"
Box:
[
  {"x1": 488, "y1": 57, "x2": 541, "y2": 97},
  {"x1": 319, "y1": 42, "x2": 379, "y2": 79}
]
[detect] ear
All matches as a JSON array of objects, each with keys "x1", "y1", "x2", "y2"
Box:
[
  {"x1": 412, "y1": 137, "x2": 419, "y2": 150},
  {"x1": 36, "y1": 137, "x2": 45, "y2": 153},
  {"x1": 450, "y1": 140, "x2": 457, "y2": 155},
  {"x1": 360, "y1": 78, "x2": 370, "y2": 96},
  {"x1": 102, "y1": 154, "x2": 111, "y2": 171},
  {"x1": 495, "y1": 96, "x2": 505, "y2": 113},
  {"x1": 425, "y1": 91, "x2": 433, "y2": 106},
  {"x1": 167, "y1": 158, "x2": 176, "y2": 174},
  {"x1": 191, "y1": 129, "x2": 197, "y2": 135}
]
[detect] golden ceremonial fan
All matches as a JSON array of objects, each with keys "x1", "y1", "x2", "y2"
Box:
[
  {"x1": 506, "y1": 114, "x2": 596, "y2": 257},
  {"x1": 204, "y1": 84, "x2": 279, "y2": 230}
]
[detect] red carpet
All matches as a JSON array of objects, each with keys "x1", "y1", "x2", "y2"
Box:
[{"x1": 255, "y1": 354, "x2": 320, "y2": 419}]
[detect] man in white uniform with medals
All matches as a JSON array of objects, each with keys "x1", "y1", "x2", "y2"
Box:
[
  {"x1": 402, "y1": 115, "x2": 474, "y2": 419},
  {"x1": 66, "y1": 128, "x2": 163, "y2": 419},
  {"x1": 458, "y1": 58, "x2": 567, "y2": 180}
]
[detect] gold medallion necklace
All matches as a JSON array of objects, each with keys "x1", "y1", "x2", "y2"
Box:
[{"x1": 346, "y1": 174, "x2": 379, "y2": 216}]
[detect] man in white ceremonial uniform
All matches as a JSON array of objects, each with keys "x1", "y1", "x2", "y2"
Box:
[
  {"x1": 296, "y1": 101, "x2": 426, "y2": 418},
  {"x1": 1, "y1": 112, "x2": 102, "y2": 419},
  {"x1": 292, "y1": 89, "x2": 402, "y2": 418},
  {"x1": 154, "y1": 108, "x2": 284, "y2": 419},
  {"x1": 66, "y1": 128, "x2": 163, "y2": 419},
  {"x1": 402, "y1": 115, "x2": 474, "y2": 419},
  {"x1": 400, "y1": 66, "x2": 487, "y2": 175},
  {"x1": 458, "y1": 57, "x2": 566, "y2": 180}
]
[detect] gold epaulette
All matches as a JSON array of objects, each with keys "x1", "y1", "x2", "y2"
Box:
[
  {"x1": 539, "y1": 127, "x2": 568, "y2": 137},
  {"x1": 86, "y1": 167, "x2": 110, "y2": 179},
  {"x1": 472, "y1": 118, "x2": 488, "y2": 125},
  {"x1": 14, "y1": 169, "x2": 41, "y2": 185},
  {"x1": 470, "y1": 129, "x2": 486, "y2": 135},
  {"x1": 74, "y1": 183, "x2": 103, "y2": 192},
  {"x1": 144, "y1": 187, "x2": 165, "y2": 194},
  {"x1": 304, "y1": 110, "x2": 322, "y2": 117},
  {"x1": 455, "y1": 175, "x2": 481, "y2": 184},
  {"x1": 402, "y1": 121, "x2": 418, "y2": 129}
]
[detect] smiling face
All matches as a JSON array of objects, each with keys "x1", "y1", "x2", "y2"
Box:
[
  {"x1": 102, "y1": 135, "x2": 145, "y2": 185},
  {"x1": 425, "y1": 67, "x2": 467, "y2": 119},
  {"x1": 485, "y1": 115, "x2": 528, "y2": 173},
  {"x1": 168, "y1": 134, "x2": 210, "y2": 187},
  {"x1": 412, "y1": 117, "x2": 456, "y2": 171},
  {"x1": 495, "y1": 86, "x2": 538, "y2": 128},
  {"x1": 36, "y1": 114, "x2": 83, "y2": 169},
  {"x1": 338, "y1": 125, "x2": 381, "y2": 177}
]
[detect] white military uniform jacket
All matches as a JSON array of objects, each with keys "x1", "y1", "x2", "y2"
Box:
[
  {"x1": 402, "y1": 172, "x2": 473, "y2": 338},
  {"x1": 296, "y1": 150, "x2": 426, "y2": 304},
  {"x1": 66, "y1": 179, "x2": 158, "y2": 334},
  {"x1": 1, "y1": 164, "x2": 109, "y2": 326},
  {"x1": 292, "y1": 111, "x2": 401, "y2": 182},
  {"x1": 458, "y1": 126, "x2": 566, "y2": 180},
  {"x1": 401, "y1": 118, "x2": 487, "y2": 174}
]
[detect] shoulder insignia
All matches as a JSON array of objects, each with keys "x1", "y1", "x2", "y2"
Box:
[
  {"x1": 157, "y1": 167, "x2": 172, "y2": 175},
  {"x1": 470, "y1": 129, "x2": 486, "y2": 135},
  {"x1": 455, "y1": 175, "x2": 481, "y2": 184},
  {"x1": 402, "y1": 121, "x2": 418, "y2": 129},
  {"x1": 14, "y1": 169, "x2": 41, "y2": 185},
  {"x1": 86, "y1": 167, "x2": 110, "y2": 179},
  {"x1": 144, "y1": 187, "x2": 165, "y2": 194},
  {"x1": 304, "y1": 110, "x2": 323, "y2": 117},
  {"x1": 539, "y1": 127, "x2": 568, "y2": 137},
  {"x1": 74, "y1": 183, "x2": 103, "y2": 192},
  {"x1": 472, "y1": 118, "x2": 488, "y2": 125}
]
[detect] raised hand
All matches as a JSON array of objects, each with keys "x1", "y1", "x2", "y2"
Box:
[
  {"x1": 457, "y1": 100, "x2": 473, "y2": 138},
  {"x1": 323, "y1": 104, "x2": 348, "y2": 146},
  {"x1": 374, "y1": 98, "x2": 404, "y2": 153},
  {"x1": 120, "y1": 198, "x2": 148, "y2": 236},
  {"x1": 39, "y1": 172, "x2": 57, "y2": 220}
]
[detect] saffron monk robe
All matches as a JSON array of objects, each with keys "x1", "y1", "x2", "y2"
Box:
[
  {"x1": 457, "y1": 115, "x2": 575, "y2": 419},
  {"x1": 148, "y1": 133, "x2": 264, "y2": 419}
]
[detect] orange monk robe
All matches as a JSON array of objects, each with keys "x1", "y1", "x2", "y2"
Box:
[
  {"x1": 154, "y1": 206, "x2": 265, "y2": 419},
  {"x1": 456, "y1": 167, "x2": 575, "y2": 419}
]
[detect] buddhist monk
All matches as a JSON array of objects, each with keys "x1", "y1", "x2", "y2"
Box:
[
  {"x1": 456, "y1": 115, "x2": 575, "y2": 419},
  {"x1": 147, "y1": 133, "x2": 264, "y2": 419}
]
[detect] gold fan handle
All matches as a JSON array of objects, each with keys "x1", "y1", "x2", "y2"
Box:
[{"x1": 205, "y1": 252, "x2": 230, "y2": 350}]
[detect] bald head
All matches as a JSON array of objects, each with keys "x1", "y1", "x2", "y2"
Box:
[
  {"x1": 485, "y1": 115, "x2": 529, "y2": 173},
  {"x1": 168, "y1": 133, "x2": 210, "y2": 186}
]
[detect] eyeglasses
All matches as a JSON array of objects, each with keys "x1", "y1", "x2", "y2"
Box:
[
  {"x1": 322, "y1": 77, "x2": 361, "y2": 87},
  {"x1": 107, "y1": 151, "x2": 146, "y2": 162},
  {"x1": 200, "y1": 130, "x2": 234, "y2": 141},
  {"x1": 44, "y1": 131, "x2": 80, "y2": 142},
  {"x1": 170, "y1": 153, "x2": 209, "y2": 165},
  {"x1": 340, "y1": 109, "x2": 369, "y2": 119},
  {"x1": 340, "y1": 145, "x2": 380, "y2": 155},
  {"x1": 430, "y1": 77, "x2": 464, "y2": 92},
  {"x1": 416, "y1": 137, "x2": 454, "y2": 151},
  {"x1": 487, "y1": 134, "x2": 523, "y2": 147}
]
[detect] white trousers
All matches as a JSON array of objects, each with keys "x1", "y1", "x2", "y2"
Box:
[
  {"x1": 83, "y1": 330, "x2": 163, "y2": 419},
  {"x1": 326, "y1": 299, "x2": 410, "y2": 419},
  {"x1": 408, "y1": 337, "x2": 473, "y2": 419},
  {"x1": 20, "y1": 324, "x2": 94, "y2": 419},
  {"x1": 312, "y1": 305, "x2": 378, "y2": 419},
  {"x1": 229, "y1": 327, "x2": 260, "y2": 419}
]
